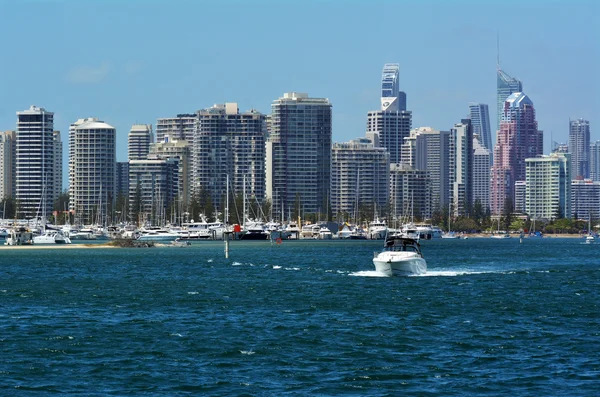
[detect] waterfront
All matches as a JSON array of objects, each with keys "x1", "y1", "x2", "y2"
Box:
[{"x1": 1, "y1": 238, "x2": 599, "y2": 395}]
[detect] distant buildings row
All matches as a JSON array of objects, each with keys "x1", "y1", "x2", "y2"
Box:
[{"x1": 0, "y1": 63, "x2": 596, "y2": 225}]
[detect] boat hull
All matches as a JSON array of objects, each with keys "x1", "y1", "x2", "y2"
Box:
[{"x1": 373, "y1": 253, "x2": 427, "y2": 276}]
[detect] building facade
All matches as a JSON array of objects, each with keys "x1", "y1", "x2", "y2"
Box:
[
  {"x1": 590, "y1": 140, "x2": 600, "y2": 181},
  {"x1": 490, "y1": 92, "x2": 543, "y2": 215},
  {"x1": 366, "y1": 110, "x2": 412, "y2": 165},
  {"x1": 496, "y1": 67, "x2": 523, "y2": 130},
  {"x1": 128, "y1": 158, "x2": 179, "y2": 226},
  {"x1": 128, "y1": 124, "x2": 153, "y2": 161},
  {"x1": 15, "y1": 106, "x2": 61, "y2": 219},
  {"x1": 330, "y1": 138, "x2": 389, "y2": 217},
  {"x1": 69, "y1": 119, "x2": 116, "y2": 224},
  {"x1": 571, "y1": 179, "x2": 600, "y2": 220},
  {"x1": 116, "y1": 162, "x2": 130, "y2": 199},
  {"x1": 193, "y1": 103, "x2": 265, "y2": 210},
  {"x1": 389, "y1": 163, "x2": 431, "y2": 221},
  {"x1": 0, "y1": 131, "x2": 15, "y2": 200},
  {"x1": 468, "y1": 103, "x2": 492, "y2": 163},
  {"x1": 150, "y1": 137, "x2": 191, "y2": 207},
  {"x1": 449, "y1": 119, "x2": 473, "y2": 217},
  {"x1": 155, "y1": 114, "x2": 196, "y2": 144},
  {"x1": 525, "y1": 153, "x2": 571, "y2": 220},
  {"x1": 568, "y1": 118, "x2": 590, "y2": 180},
  {"x1": 472, "y1": 134, "x2": 491, "y2": 212},
  {"x1": 266, "y1": 92, "x2": 332, "y2": 217}
]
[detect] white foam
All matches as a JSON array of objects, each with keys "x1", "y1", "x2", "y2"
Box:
[
  {"x1": 285, "y1": 267, "x2": 300, "y2": 271},
  {"x1": 231, "y1": 262, "x2": 243, "y2": 266},
  {"x1": 207, "y1": 259, "x2": 213, "y2": 263},
  {"x1": 273, "y1": 265, "x2": 282, "y2": 269},
  {"x1": 170, "y1": 333, "x2": 183, "y2": 337},
  {"x1": 349, "y1": 270, "x2": 389, "y2": 277},
  {"x1": 187, "y1": 291, "x2": 199, "y2": 295},
  {"x1": 240, "y1": 349, "x2": 255, "y2": 355}
]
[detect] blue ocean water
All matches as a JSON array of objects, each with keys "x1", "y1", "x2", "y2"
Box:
[{"x1": 1, "y1": 238, "x2": 599, "y2": 396}]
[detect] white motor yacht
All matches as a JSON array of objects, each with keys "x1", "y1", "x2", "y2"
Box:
[
  {"x1": 368, "y1": 218, "x2": 388, "y2": 240},
  {"x1": 137, "y1": 227, "x2": 180, "y2": 242},
  {"x1": 373, "y1": 236, "x2": 427, "y2": 276},
  {"x1": 33, "y1": 229, "x2": 72, "y2": 244}
]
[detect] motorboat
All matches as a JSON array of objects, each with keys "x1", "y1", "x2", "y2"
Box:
[
  {"x1": 490, "y1": 232, "x2": 511, "y2": 239},
  {"x1": 441, "y1": 231, "x2": 460, "y2": 239},
  {"x1": 373, "y1": 236, "x2": 427, "y2": 276},
  {"x1": 33, "y1": 229, "x2": 72, "y2": 244},
  {"x1": 137, "y1": 227, "x2": 180, "y2": 242},
  {"x1": 240, "y1": 220, "x2": 269, "y2": 240},
  {"x1": 368, "y1": 218, "x2": 388, "y2": 240},
  {"x1": 318, "y1": 224, "x2": 333, "y2": 240},
  {"x1": 4, "y1": 227, "x2": 34, "y2": 246}
]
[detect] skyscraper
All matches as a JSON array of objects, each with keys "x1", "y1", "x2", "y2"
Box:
[
  {"x1": 193, "y1": 103, "x2": 265, "y2": 209},
  {"x1": 128, "y1": 124, "x2": 153, "y2": 161},
  {"x1": 525, "y1": 153, "x2": 571, "y2": 220},
  {"x1": 468, "y1": 103, "x2": 492, "y2": 162},
  {"x1": 266, "y1": 92, "x2": 332, "y2": 217},
  {"x1": 496, "y1": 67, "x2": 522, "y2": 130},
  {"x1": 472, "y1": 134, "x2": 491, "y2": 212},
  {"x1": 0, "y1": 131, "x2": 15, "y2": 200},
  {"x1": 571, "y1": 179, "x2": 600, "y2": 220},
  {"x1": 368, "y1": 63, "x2": 412, "y2": 164},
  {"x1": 155, "y1": 114, "x2": 196, "y2": 144},
  {"x1": 568, "y1": 118, "x2": 590, "y2": 179},
  {"x1": 449, "y1": 119, "x2": 473, "y2": 217},
  {"x1": 15, "y1": 106, "x2": 61, "y2": 219},
  {"x1": 330, "y1": 138, "x2": 389, "y2": 217},
  {"x1": 590, "y1": 140, "x2": 600, "y2": 181},
  {"x1": 490, "y1": 92, "x2": 543, "y2": 215},
  {"x1": 69, "y1": 119, "x2": 116, "y2": 223}
]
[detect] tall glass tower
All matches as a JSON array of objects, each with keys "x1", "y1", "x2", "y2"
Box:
[
  {"x1": 497, "y1": 67, "x2": 522, "y2": 130},
  {"x1": 568, "y1": 118, "x2": 590, "y2": 179},
  {"x1": 381, "y1": 63, "x2": 406, "y2": 112},
  {"x1": 468, "y1": 103, "x2": 492, "y2": 163}
]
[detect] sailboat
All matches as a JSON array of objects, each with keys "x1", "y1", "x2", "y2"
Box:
[
  {"x1": 585, "y1": 214, "x2": 594, "y2": 244},
  {"x1": 441, "y1": 201, "x2": 460, "y2": 239},
  {"x1": 490, "y1": 218, "x2": 511, "y2": 239}
]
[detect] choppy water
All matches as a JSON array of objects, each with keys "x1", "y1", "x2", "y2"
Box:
[{"x1": 1, "y1": 238, "x2": 599, "y2": 395}]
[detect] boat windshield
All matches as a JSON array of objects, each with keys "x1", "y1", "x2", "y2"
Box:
[{"x1": 385, "y1": 238, "x2": 421, "y2": 253}]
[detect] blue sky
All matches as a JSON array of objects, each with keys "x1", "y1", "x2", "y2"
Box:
[{"x1": 1, "y1": 0, "x2": 598, "y2": 187}]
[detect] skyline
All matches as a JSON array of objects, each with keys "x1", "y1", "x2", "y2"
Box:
[{"x1": 1, "y1": 0, "x2": 598, "y2": 189}]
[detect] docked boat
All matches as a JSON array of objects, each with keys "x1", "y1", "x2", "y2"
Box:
[
  {"x1": 137, "y1": 227, "x2": 180, "y2": 242},
  {"x1": 373, "y1": 236, "x2": 427, "y2": 276},
  {"x1": 4, "y1": 227, "x2": 34, "y2": 246},
  {"x1": 240, "y1": 220, "x2": 269, "y2": 240},
  {"x1": 368, "y1": 218, "x2": 388, "y2": 240},
  {"x1": 33, "y1": 229, "x2": 72, "y2": 244},
  {"x1": 317, "y1": 224, "x2": 333, "y2": 240}
]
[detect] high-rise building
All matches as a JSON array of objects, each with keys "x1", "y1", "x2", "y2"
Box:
[
  {"x1": 468, "y1": 103, "x2": 492, "y2": 163},
  {"x1": 128, "y1": 124, "x2": 153, "y2": 161},
  {"x1": 496, "y1": 67, "x2": 522, "y2": 130},
  {"x1": 367, "y1": 63, "x2": 412, "y2": 164},
  {"x1": 155, "y1": 114, "x2": 195, "y2": 144},
  {"x1": 407, "y1": 127, "x2": 451, "y2": 210},
  {"x1": 568, "y1": 118, "x2": 590, "y2": 179},
  {"x1": 449, "y1": 119, "x2": 473, "y2": 217},
  {"x1": 15, "y1": 106, "x2": 61, "y2": 219},
  {"x1": 472, "y1": 134, "x2": 491, "y2": 212},
  {"x1": 193, "y1": 103, "x2": 265, "y2": 209},
  {"x1": 381, "y1": 63, "x2": 406, "y2": 112},
  {"x1": 266, "y1": 92, "x2": 332, "y2": 217},
  {"x1": 525, "y1": 152, "x2": 571, "y2": 220},
  {"x1": 590, "y1": 141, "x2": 600, "y2": 181},
  {"x1": 490, "y1": 92, "x2": 543, "y2": 215},
  {"x1": 330, "y1": 138, "x2": 389, "y2": 217},
  {"x1": 128, "y1": 158, "x2": 179, "y2": 225},
  {"x1": 389, "y1": 163, "x2": 430, "y2": 220},
  {"x1": 514, "y1": 180, "x2": 527, "y2": 214},
  {"x1": 571, "y1": 179, "x2": 600, "y2": 220},
  {"x1": 69, "y1": 119, "x2": 116, "y2": 223},
  {"x1": 150, "y1": 136, "x2": 191, "y2": 207},
  {"x1": 0, "y1": 131, "x2": 15, "y2": 200},
  {"x1": 116, "y1": 162, "x2": 130, "y2": 198}
]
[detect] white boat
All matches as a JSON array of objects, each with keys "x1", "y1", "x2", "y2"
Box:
[
  {"x1": 441, "y1": 232, "x2": 460, "y2": 239},
  {"x1": 368, "y1": 218, "x2": 388, "y2": 240},
  {"x1": 373, "y1": 236, "x2": 427, "y2": 276},
  {"x1": 33, "y1": 229, "x2": 72, "y2": 244},
  {"x1": 4, "y1": 227, "x2": 34, "y2": 245},
  {"x1": 318, "y1": 224, "x2": 333, "y2": 240},
  {"x1": 71, "y1": 228, "x2": 97, "y2": 240},
  {"x1": 137, "y1": 227, "x2": 180, "y2": 242},
  {"x1": 585, "y1": 215, "x2": 594, "y2": 244}
]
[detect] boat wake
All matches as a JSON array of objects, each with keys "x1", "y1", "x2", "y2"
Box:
[{"x1": 349, "y1": 270, "x2": 389, "y2": 277}]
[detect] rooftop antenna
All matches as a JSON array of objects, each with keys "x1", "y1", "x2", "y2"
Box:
[{"x1": 496, "y1": 32, "x2": 500, "y2": 70}]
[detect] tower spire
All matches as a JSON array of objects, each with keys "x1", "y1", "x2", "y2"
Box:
[{"x1": 496, "y1": 32, "x2": 500, "y2": 69}]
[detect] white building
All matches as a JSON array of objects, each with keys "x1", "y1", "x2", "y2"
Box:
[
  {"x1": 330, "y1": 138, "x2": 389, "y2": 217},
  {"x1": 69, "y1": 119, "x2": 116, "y2": 224},
  {"x1": 150, "y1": 137, "x2": 191, "y2": 207},
  {"x1": 571, "y1": 179, "x2": 600, "y2": 220},
  {"x1": 155, "y1": 114, "x2": 196, "y2": 145},
  {"x1": 266, "y1": 92, "x2": 332, "y2": 217},
  {"x1": 0, "y1": 131, "x2": 15, "y2": 200},
  {"x1": 525, "y1": 153, "x2": 571, "y2": 220},
  {"x1": 389, "y1": 163, "x2": 430, "y2": 221},
  {"x1": 128, "y1": 124, "x2": 153, "y2": 161},
  {"x1": 15, "y1": 106, "x2": 61, "y2": 219},
  {"x1": 589, "y1": 140, "x2": 600, "y2": 181},
  {"x1": 449, "y1": 119, "x2": 473, "y2": 217}
]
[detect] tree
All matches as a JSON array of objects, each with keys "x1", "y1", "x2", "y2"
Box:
[
  {"x1": 131, "y1": 182, "x2": 143, "y2": 225},
  {"x1": 0, "y1": 196, "x2": 17, "y2": 219},
  {"x1": 501, "y1": 197, "x2": 514, "y2": 231}
]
